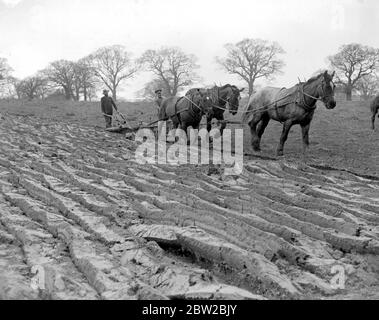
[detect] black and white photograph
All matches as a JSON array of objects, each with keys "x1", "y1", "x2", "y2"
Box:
[{"x1": 0, "y1": 0, "x2": 378, "y2": 308}]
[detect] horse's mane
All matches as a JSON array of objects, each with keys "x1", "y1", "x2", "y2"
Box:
[
  {"x1": 218, "y1": 84, "x2": 238, "y2": 91},
  {"x1": 185, "y1": 88, "x2": 200, "y2": 96},
  {"x1": 305, "y1": 72, "x2": 324, "y2": 85}
]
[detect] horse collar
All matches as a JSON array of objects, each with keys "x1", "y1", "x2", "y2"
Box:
[
  {"x1": 299, "y1": 83, "x2": 317, "y2": 111},
  {"x1": 185, "y1": 95, "x2": 203, "y2": 120}
]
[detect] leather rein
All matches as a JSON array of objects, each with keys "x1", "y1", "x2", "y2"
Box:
[
  {"x1": 299, "y1": 79, "x2": 335, "y2": 111},
  {"x1": 209, "y1": 86, "x2": 240, "y2": 112}
]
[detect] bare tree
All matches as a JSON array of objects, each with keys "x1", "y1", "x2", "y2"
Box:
[
  {"x1": 0, "y1": 58, "x2": 13, "y2": 97},
  {"x1": 328, "y1": 43, "x2": 379, "y2": 101},
  {"x1": 36, "y1": 79, "x2": 52, "y2": 99},
  {"x1": 72, "y1": 65, "x2": 82, "y2": 101},
  {"x1": 88, "y1": 45, "x2": 137, "y2": 101},
  {"x1": 0, "y1": 80, "x2": 17, "y2": 99},
  {"x1": 70, "y1": 58, "x2": 99, "y2": 101},
  {"x1": 355, "y1": 73, "x2": 379, "y2": 101},
  {"x1": 0, "y1": 57, "x2": 12, "y2": 81},
  {"x1": 139, "y1": 47, "x2": 200, "y2": 97},
  {"x1": 43, "y1": 60, "x2": 76, "y2": 100},
  {"x1": 138, "y1": 78, "x2": 172, "y2": 100},
  {"x1": 7, "y1": 77, "x2": 22, "y2": 99},
  {"x1": 18, "y1": 75, "x2": 48, "y2": 100},
  {"x1": 87, "y1": 86, "x2": 98, "y2": 102},
  {"x1": 216, "y1": 38, "x2": 285, "y2": 96}
]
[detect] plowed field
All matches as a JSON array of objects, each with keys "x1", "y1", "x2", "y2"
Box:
[{"x1": 0, "y1": 99, "x2": 378, "y2": 300}]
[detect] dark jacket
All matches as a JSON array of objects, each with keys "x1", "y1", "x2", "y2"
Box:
[{"x1": 101, "y1": 96, "x2": 117, "y2": 115}]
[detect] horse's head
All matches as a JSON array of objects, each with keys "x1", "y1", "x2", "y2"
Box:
[
  {"x1": 317, "y1": 71, "x2": 337, "y2": 109},
  {"x1": 190, "y1": 89, "x2": 214, "y2": 117},
  {"x1": 227, "y1": 86, "x2": 244, "y2": 116},
  {"x1": 199, "y1": 89, "x2": 214, "y2": 117}
]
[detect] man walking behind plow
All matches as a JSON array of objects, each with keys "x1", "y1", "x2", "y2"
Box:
[
  {"x1": 101, "y1": 89, "x2": 118, "y2": 128},
  {"x1": 154, "y1": 89, "x2": 163, "y2": 114}
]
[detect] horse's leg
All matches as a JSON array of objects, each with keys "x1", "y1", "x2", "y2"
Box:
[
  {"x1": 249, "y1": 113, "x2": 263, "y2": 152},
  {"x1": 178, "y1": 121, "x2": 187, "y2": 136},
  {"x1": 256, "y1": 114, "x2": 270, "y2": 150},
  {"x1": 219, "y1": 114, "x2": 226, "y2": 136},
  {"x1": 372, "y1": 109, "x2": 377, "y2": 130},
  {"x1": 300, "y1": 122, "x2": 311, "y2": 163},
  {"x1": 207, "y1": 115, "x2": 213, "y2": 132},
  {"x1": 301, "y1": 122, "x2": 311, "y2": 154},
  {"x1": 181, "y1": 123, "x2": 192, "y2": 145},
  {"x1": 166, "y1": 118, "x2": 179, "y2": 142},
  {"x1": 277, "y1": 120, "x2": 293, "y2": 156}
]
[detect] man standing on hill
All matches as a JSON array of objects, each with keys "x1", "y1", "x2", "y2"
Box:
[{"x1": 101, "y1": 89, "x2": 118, "y2": 128}]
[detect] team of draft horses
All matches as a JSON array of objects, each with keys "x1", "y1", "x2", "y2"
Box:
[
  {"x1": 155, "y1": 71, "x2": 341, "y2": 156},
  {"x1": 110, "y1": 70, "x2": 378, "y2": 156}
]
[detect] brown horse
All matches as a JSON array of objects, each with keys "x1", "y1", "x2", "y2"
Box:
[
  {"x1": 206, "y1": 84, "x2": 244, "y2": 135},
  {"x1": 158, "y1": 88, "x2": 213, "y2": 135},
  {"x1": 371, "y1": 95, "x2": 379, "y2": 130},
  {"x1": 243, "y1": 71, "x2": 336, "y2": 156}
]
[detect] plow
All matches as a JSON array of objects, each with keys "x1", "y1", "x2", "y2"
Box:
[
  {"x1": 105, "y1": 110, "x2": 242, "y2": 135},
  {"x1": 105, "y1": 110, "x2": 168, "y2": 134},
  {"x1": 104, "y1": 111, "x2": 146, "y2": 134}
]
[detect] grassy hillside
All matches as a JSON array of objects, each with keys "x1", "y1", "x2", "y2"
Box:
[{"x1": 239, "y1": 98, "x2": 379, "y2": 176}]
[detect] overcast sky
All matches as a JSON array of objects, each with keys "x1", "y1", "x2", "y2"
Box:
[{"x1": 1, "y1": 0, "x2": 378, "y2": 99}]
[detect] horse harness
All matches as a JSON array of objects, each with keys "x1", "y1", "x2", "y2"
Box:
[
  {"x1": 273, "y1": 83, "x2": 318, "y2": 123},
  {"x1": 298, "y1": 83, "x2": 318, "y2": 111},
  {"x1": 172, "y1": 93, "x2": 204, "y2": 127},
  {"x1": 208, "y1": 87, "x2": 226, "y2": 116},
  {"x1": 209, "y1": 86, "x2": 240, "y2": 113},
  {"x1": 185, "y1": 94, "x2": 204, "y2": 121},
  {"x1": 174, "y1": 96, "x2": 184, "y2": 127}
]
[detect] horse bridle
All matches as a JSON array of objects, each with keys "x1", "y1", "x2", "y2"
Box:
[
  {"x1": 183, "y1": 94, "x2": 211, "y2": 117},
  {"x1": 300, "y1": 77, "x2": 335, "y2": 111},
  {"x1": 302, "y1": 78, "x2": 335, "y2": 102},
  {"x1": 215, "y1": 88, "x2": 240, "y2": 111}
]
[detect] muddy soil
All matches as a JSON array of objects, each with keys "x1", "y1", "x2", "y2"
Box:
[{"x1": 0, "y1": 110, "x2": 378, "y2": 300}]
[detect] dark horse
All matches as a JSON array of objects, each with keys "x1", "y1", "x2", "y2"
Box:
[
  {"x1": 243, "y1": 71, "x2": 336, "y2": 156},
  {"x1": 158, "y1": 88, "x2": 213, "y2": 136},
  {"x1": 371, "y1": 95, "x2": 379, "y2": 130},
  {"x1": 206, "y1": 84, "x2": 244, "y2": 135}
]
